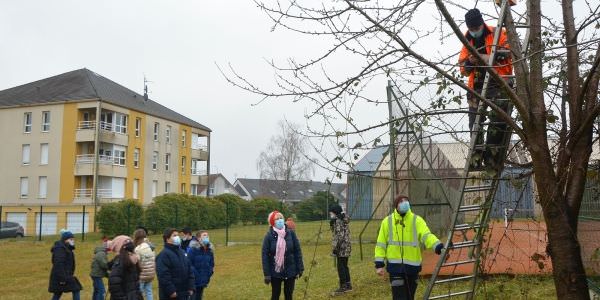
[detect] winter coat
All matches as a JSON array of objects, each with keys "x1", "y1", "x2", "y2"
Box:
[
  {"x1": 331, "y1": 215, "x2": 351, "y2": 257},
  {"x1": 90, "y1": 246, "x2": 109, "y2": 278},
  {"x1": 108, "y1": 255, "x2": 142, "y2": 300},
  {"x1": 156, "y1": 243, "x2": 195, "y2": 300},
  {"x1": 187, "y1": 239, "x2": 214, "y2": 288},
  {"x1": 48, "y1": 240, "x2": 82, "y2": 293},
  {"x1": 134, "y1": 242, "x2": 156, "y2": 283},
  {"x1": 262, "y1": 226, "x2": 304, "y2": 279}
]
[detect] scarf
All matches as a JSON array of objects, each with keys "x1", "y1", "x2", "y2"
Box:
[{"x1": 273, "y1": 226, "x2": 287, "y2": 273}]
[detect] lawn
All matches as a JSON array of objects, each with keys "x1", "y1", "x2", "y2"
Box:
[{"x1": 0, "y1": 220, "x2": 557, "y2": 299}]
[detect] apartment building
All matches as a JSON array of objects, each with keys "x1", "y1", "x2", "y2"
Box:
[{"x1": 0, "y1": 69, "x2": 211, "y2": 235}]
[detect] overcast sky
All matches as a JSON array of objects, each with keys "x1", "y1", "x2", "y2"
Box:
[{"x1": 1, "y1": 0, "x2": 379, "y2": 183}]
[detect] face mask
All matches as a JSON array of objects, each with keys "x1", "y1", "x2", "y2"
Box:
[
  {"x1": 330, "y1": 213, "x2": 336, "y2": 220},
  {"x1": 172, "y1": 236, "x2": 182, "y2": 246},
  {"x1": 67, "y1": 239, "x2": 75, "y2": 246},
  {"x1": 469, "y1": 28, "x2": 483, "y2": 38},
  {"x1": 398, "y1": 201, "x2": 411, "y2": 214},
  {"x1": 201, "y1": 237, "x2": 210, "y2": 245},
  {"x1": 274, "y1": 219, "x2": 285, "y2": 229}
]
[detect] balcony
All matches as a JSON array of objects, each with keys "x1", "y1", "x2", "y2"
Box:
[
  {"x1": 75, "y1": 121, "x2": 128, "y2": 145},
  {"x1": 191, "y1": 145, "x2": 209, "y2": 160},
  {"x1": 74, "y1": 154, "x2": 127, "y2": 177},
  {"x1": 73, "y1": 188, "x2": 112, "y2": 203},
  {"x1": 191, "y1": 169, "x2": 208, "y2": 185}
]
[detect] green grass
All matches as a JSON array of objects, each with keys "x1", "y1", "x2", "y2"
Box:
[{"x1": 0, "y1": 221, "x2": 557, "y2": 299}]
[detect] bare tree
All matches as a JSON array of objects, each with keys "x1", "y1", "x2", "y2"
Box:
[
  {"x1": 257, "y1": 120, "x2": 315, "y2": 182},
  {"x1": 225, "y1": 1, "x2": 600, "y2": 298}
]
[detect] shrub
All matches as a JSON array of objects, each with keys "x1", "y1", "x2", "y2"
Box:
[
  {"x1": 250, "y1": 197, "x2": 290, "y2": 224},
  {"x1": 96, "y1": 199, "x2": 144, "y2": 236},
  {"x1": 294, "y1": 191, "x2": 337, "y2": 221},
  {"x1": 214, "y1": 194, "x2": 245, "y2": 225}
]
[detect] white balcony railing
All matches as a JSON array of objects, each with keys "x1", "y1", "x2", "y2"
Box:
[
  {"x1": 74, "y1": 188, "x2": 112, "y2": 199},
  {"x1": 192, "y1": 145, "x2": 208, "y2": 151},
  {"x1": 76, "y1": 154, "x2": 125, "y2": 166},
  {"x1": 77, "y1": 121, "x2": 126, "y2": 135},
  {"x1": 77, "y1": 121, "x2": 96, "y2": 130},
  {"x1": 191, "y1": 169, "x2": 207, "y2": 175}
]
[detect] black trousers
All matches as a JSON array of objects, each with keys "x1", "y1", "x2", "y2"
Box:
[
  {"x1": 389, "y1": 273, "x2": 418, "y2": 300},
  {"x1": 271, "y1": 277, "x2": 295, "y2": 300},
  {"x1": 193, "y1": 287, "x2": 205, "y2": 300},
  {"x1": 336, "y1": 256, "x2": 351, "y2": 285}
]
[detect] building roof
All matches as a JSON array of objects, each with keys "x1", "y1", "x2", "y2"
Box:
[
  {"x1": 234, "y1": 178, "x2": 346, "y2": 202},
  {"x1": 0, "y1": 68, "x2": 211, "y2": 132},
  {"x1": 352, "y1": 146, "x2": 388, "y2": 173}
]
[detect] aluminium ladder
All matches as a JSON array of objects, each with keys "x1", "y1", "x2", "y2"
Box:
[{"x1": 423, "y1": 0, "x2": 530, "y2": 299}]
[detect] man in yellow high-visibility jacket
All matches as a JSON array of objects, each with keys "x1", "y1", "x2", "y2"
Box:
[{"x1": 375, "y1": 195, "x2": 444, "y2": 300}]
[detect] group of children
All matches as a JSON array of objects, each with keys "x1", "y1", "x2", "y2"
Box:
[{"x1": 89, "y1": 227, "x2": 214, "y2": 300}]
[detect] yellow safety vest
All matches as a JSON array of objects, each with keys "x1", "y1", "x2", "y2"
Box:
[{"x1": 374, "y1": 209, "x2": 441, "y2": 267}]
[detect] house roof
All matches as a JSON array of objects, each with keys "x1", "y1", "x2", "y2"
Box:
[
  {"x1": 0, "y1": 68, "x2": 211, "y2": 132},
  {"x1": 199, "y1": 173, "x2": 234, "y2": 187},
  {"x1": 234, "y1": 178, "x2": 346, "y2": 201},
  {"x1": 352, "y1": 146, "x2": 388, "y2": 173}
]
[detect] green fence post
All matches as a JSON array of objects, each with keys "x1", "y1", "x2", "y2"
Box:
[
  {"x1": 127, "y1": 204, "x2": 131, "y2": 235},
  {"x1": 225, "y1": 201, "x2": 229, "y2": 246},
  {"x1": 175, "y1": 205, "x2": 179, "y2": 229},
  {"x1": 38, "y1": 205, "x2": 43, "y2": 242},
  {"x1": 82, "y1": 205, "x2": 86, "y2": 242}
]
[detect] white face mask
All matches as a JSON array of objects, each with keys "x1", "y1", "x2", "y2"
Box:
[{"x1": 67, "y1": 239, "x2": 75, "y2": 246}]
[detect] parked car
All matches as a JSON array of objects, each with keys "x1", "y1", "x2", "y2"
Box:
[{"x1": 0, "y1": 222, "x2": 25, "y2": 239}]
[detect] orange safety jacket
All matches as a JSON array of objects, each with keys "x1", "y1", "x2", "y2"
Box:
[{"x1": 458, "y1": 24, "x2": 513, "y2": 90}]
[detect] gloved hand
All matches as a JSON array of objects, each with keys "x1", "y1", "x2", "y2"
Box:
[
  {"x1": 435, "y1": 243, "x2": 444, "y2": 255},
  {"x1": 264, "y1": 276, "x2": 271, "y2": 285},
  {"x1": 296, "y1": 272, "x2": 303, "y2": 279},
  {"x1": 332, "y1": 249, "x2": 338, "y2": 256}
]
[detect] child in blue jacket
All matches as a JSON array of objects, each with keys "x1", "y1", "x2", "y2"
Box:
[{"x1": 187, "y1": 231, "x2": 214, "y2": 300}]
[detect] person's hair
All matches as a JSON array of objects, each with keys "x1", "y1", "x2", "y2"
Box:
[
  {"x1": 163, "y1": 228, "x2": 178, "y2": 243},
  {"x1": 119, "y1": 240, "x2": 136, "y2": 270},
  {"x1": 133, "y1": 229, "x2": 147, "y2": 246},
  {"x1": 135, "y1": 225, "x2": 148, "y2": 236},
  {"x1": 393, "y1": 195, "x2": 409, "y2": 208},
  {"x1": 196, "y1": 230, "x2": 208, "y2": 237}
]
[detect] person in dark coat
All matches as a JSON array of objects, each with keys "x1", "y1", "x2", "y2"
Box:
[
  {"x1": 49, "y1": 229, "x2": 82, "y2": 300},
  {"x1": 108, "y1": 238, "x2": 142, "y2": 300},
  {"x1": 181, "y1": 227, "x2": 193, "y2": 251},
  {"x1": 262, "y1": 211, "x2": 304, "y2": 300},
  {"x1": 329, "y1": 204, "x2": 352, "y2": 296},
  {"x1": 187, "y1": 230, "x2": 215, "y2": 300},
  {"x1": 156, "y1": 228, "x2": 195, "y2": 300}
]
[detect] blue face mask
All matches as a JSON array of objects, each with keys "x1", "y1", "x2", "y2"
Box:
[
  {"x1": 201, "y1": 236, "x2": 210, "y2": 245},
  {"x1": 398, "y1": 201, "x2": 411, "y2": 214},
  {"x1": 172, "y1": 235, "x2": 182, "y2": 246},
  {"x1": 469, "y1": 28, "x2": 484, "y2": 39},
  {"x1": 274, "y1": 219, "x2": 285, "y2": 229}
]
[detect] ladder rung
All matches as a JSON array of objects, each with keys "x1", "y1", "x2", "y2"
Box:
[
  {"x1": 481, "y1": 121, "x2": 507, "y2": 126},
  {"x1": 473, "y1": 144, "x2": 506, "y2": 150},
  {"x1": 434, "y1": 275, "x2": 475, "y2": 284},
  {"x1": 515, "y1": 24, "x2": 530, "y2": 28},
  {"x1": 442, "y1": 258, "x2": 477, "y2": 267},
  {"x1": 464, "y1": 185, "x2": 492, "y2": 192},
  {"x1": 449, "y1": 241, "x2": 479, "y2": 249},
  {"x1": 454, "y1": 223, "x2": 484, "y2": 231},
  {"x1": 429, "y1": 290, "x2": 473, "y2": 299},
  {"x1": 458, "y1": 204, "x2": 483, "y2": 212}
]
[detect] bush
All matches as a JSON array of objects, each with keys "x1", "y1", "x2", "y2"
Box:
[
  {"x1": 96, "y1": 199, "x2": 144, "y2": 236},
  {"x1": 250, "y1": 198, "x2": 290, "y2": 224},
  {"x1": 214, "y1": 194, "x2": 245, "y2": 225},
  {"x1": 144, "y1": 193, "x2": 227, "y2": 233},
  {"x1": 239, "y1": 200, "x2": 255, "y2": 225},
  {"x1": 294, "y1": 191, "x2": 337, "y2": 221}
]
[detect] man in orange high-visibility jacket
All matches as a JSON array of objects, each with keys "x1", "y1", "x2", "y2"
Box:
[
  {"x1": 458, "y1": 8, "x2": 513, "y2": 170},
  {"x1": 374, "y1": 195, "x2": 444, "y2": 300}
]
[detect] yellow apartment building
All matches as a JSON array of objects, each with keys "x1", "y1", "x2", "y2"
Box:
[{"x1": 0, "y1": 69, "x2": 211, "y2": 236}]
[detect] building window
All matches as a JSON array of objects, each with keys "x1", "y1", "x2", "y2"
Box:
[
  {"x1": 153, "y1": 123, "x2": 159, "y2": 141},
  {"x1": 38, "y1": 176, "x2": 47, "y2": 198},
  {"x1": 133, "y1": 148, "x2": 140, "y2": 168},
  {"x1": 209, "y1": 186, "x2": 215, "y2": 195},
  {"x1": 152, "y1": 180, "x2": 157, "y2": 197},
  {"x1": 135, "y1": 118, "x2": 141, "y2": 137},
  {"x1": 41, "y1": 111, "x2": 51, "y2": 132},
  {"x1": 40, "y1": 143, "x2": 49, "y2": 165},
  {"x1": 182, "y1": 129, "x2": 187, "y2": 147},
  {"x1": 20, "y1": 177, "x2": 29, "y2": 198},
  {"x1": 181, "y1": 156, "x2": 186, "y2": 175},
  {"x1": 22, "y1": 144, "x2": 30, "y2": 165},
  {"x1": 152, "y1": 151, "x2": 158, "y2": 170},
  {"x1": 181, "y1": 183, "x2": 186, "y2": 194},
  {"x1": 191, "y1": 184, "x2": 199, "y2": 196},
  {"x1": 114, "y1": 149, "x2": 126, "y2": 166},
  {"x1": 24, "y1": 112, "x2": 32, "y2": 133},
  {"x1": 115, "y1": 113, "x2": 128, "y2": 134},
  {"x1": 165, "y1": 153, "x2": 171, "y2": 171},
  {"x1": 166, "y1": 126, "x2": 171, "y2": 144},
  {"x1": 133, "y1": 179, "x2": 139, "y2": 199},
  {"x1": 165, "y1": 181, "x2": 171, "y2": 193}
]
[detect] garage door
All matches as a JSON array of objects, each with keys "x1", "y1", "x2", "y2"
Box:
[
  {"x1": 66, "y1": 213, "x2": 89, "y2": 234},
  {"x1": 6, "y1": 213, "x2": 27, "y2": 234},
  {"x1": 35, "y1": 213, "x2": 57, "y2": 236}
]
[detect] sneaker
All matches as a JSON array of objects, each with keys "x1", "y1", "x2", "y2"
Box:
[
  {"x1": 330, "y1": 287, "x2": 346, "y2": 296},
  {"x1": 344, "y1": 282, "x2": 353, "y2": 292}
]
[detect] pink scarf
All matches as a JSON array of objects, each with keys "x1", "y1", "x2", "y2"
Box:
[{"x1": 273, "y1": 226, "x2": 287, "y2": 273}]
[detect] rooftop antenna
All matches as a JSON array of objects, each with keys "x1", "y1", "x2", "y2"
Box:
[{"x1": 143, "y1": 75, "x2": 152, "y2": 101}]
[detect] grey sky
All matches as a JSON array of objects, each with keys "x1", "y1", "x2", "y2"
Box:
[{"x1": 1, "y1": 0, "x2": 379, "y2": 183}]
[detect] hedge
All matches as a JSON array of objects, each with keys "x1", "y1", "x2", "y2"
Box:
[{"x1": 96, "y1": 199, "x2": 144, "y2": 236}]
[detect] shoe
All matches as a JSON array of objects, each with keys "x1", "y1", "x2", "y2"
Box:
[
  {"x1": 344, "y1": 282, "x2": 353, "y2": 292},
  {"x1": 330, "y1": 287, "x2": 346, "y2": 296}
]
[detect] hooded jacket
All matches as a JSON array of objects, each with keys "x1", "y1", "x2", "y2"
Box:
[
  {"x1": 108, "y1": 254, "x2": 142, "y2": 300},
  {"x1": 90, "y1": 246, "x2": 109, "y2": 278},
  {"x1": 156, "y1": 243, "x2": 195, "y2": 300},
  {"x1": 48, "y1": 240, "x2": 82, "y2": 293},
  {"x1": 134, "y1": 242, "x2": 156, "y2": 283},
  {"x1": 187, "y1": 239, "x2": 215, "y2": 288},
  {"x1": 331, "y1": 214, "x2": 352, "y2": 257},
  {"x1": 261, "y1": 226, "x2": 304, "y2": 279}
]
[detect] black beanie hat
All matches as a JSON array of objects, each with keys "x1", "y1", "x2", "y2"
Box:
[
  {"x1": 329, "y1": 203, "x2": 343, "y2": 215},
  {"x1": 465, "y1": 8, "x2": 484, "y2": 28}
]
